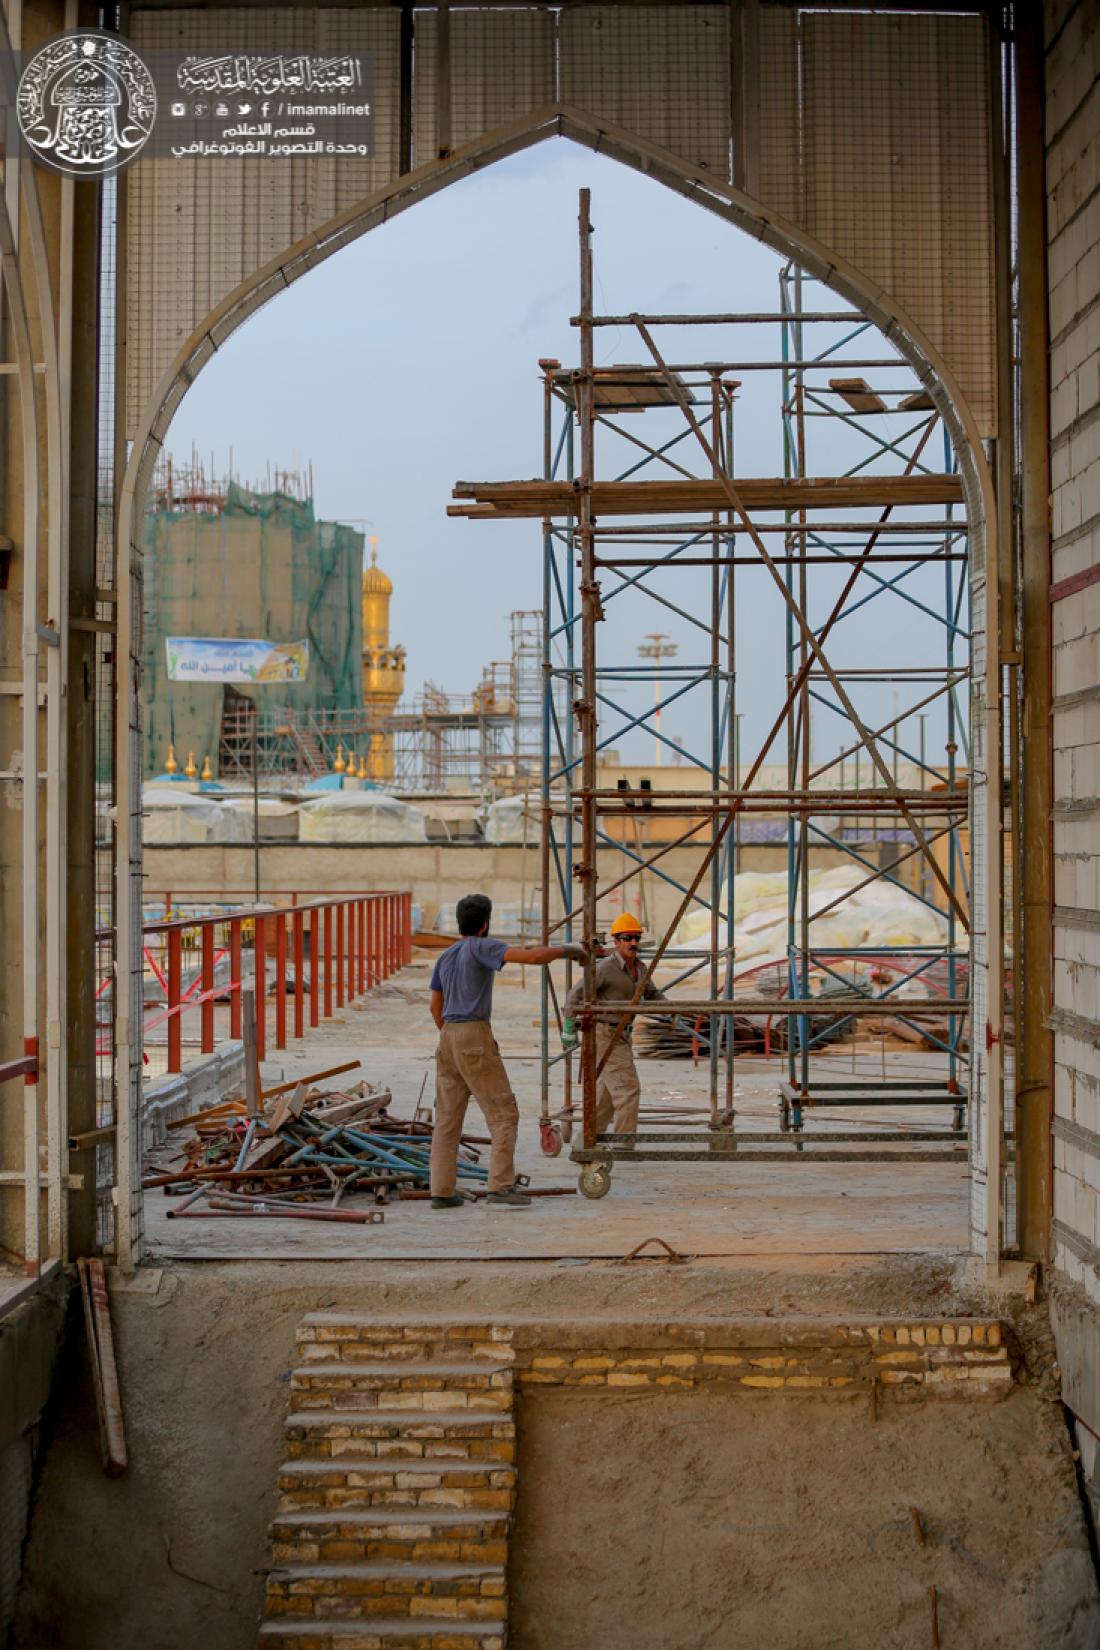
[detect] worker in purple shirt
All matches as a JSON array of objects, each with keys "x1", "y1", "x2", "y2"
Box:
[{"x1": 429, "y1": 893, "x2": 589, "y2": 1209}]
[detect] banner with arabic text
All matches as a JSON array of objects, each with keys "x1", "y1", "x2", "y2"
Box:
[{"x1": 166, "y1": 636, "x2": 309, "y2": 683}]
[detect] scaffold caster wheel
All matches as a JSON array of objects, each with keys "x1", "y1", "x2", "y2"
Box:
[
  {"x1": 559, "y1": 1112, "x2": 574, "y2": 1145},
  {"x1": 579, "y1": 1163, "x2": 611, "y2": 1200},
  {"x1": 539, "y1": 1121, "x2": 563, "y2": 1158},
  {"x1": 778, "y1": 1100, "x2": 791, "y2": 1134}
]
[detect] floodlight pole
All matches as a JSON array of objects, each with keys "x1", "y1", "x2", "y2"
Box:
[{"x1": 637, "y1": 632, "x2": 678, "y2": 767}]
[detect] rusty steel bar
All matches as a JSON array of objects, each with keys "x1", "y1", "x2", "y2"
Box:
[{"x1": 77, "y1": 1257, "x2": 127, "y2": 1476}]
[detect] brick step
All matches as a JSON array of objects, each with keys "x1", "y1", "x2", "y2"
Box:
[
  {"x1": 283, "y1": 1435, "x2": 514, "y2": 1466},
  {"x1": 266, "y1": 1561, "x2": 505, "y2": 1619},
  {"x1": 278, "y1": 1457, "x2": 515, "y2": 1513},
  {"x1": 280, "y1": 1458, "x2": 515, "y2": 1487},
  {"x1": 292, "y1": 1363, "x2": 514, "y2": 1397},
  {"x1": 286, "y1": 1412, "x2": 514, "y2": 1465},
  {"x1": 259, "y1": 1617, "x2": 505, "y2": 1648},
  {"x1": 292, "y1": 1390, "x2": 511, "y2": 1418},
  {"x1": 297, "y1": 1321, "x2": 514, "y2": 1369},
  {"x1": 270, "y1": 1508, "x2": 509, "y2": 1566},
  {"x1": 286, "y1": 1411, "x2": 514, "y2": 1441}
]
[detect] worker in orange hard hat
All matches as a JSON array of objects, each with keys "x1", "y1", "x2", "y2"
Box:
[{"x1": 564, "y1": 912, "x2": 664, "y2": 1147}]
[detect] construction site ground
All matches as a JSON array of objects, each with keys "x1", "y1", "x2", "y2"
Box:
[
  {"x1": 22, "y1": 964, "x2": 1094, "y2": 1650},
  {"x1": 144, "y1": 956, "x2": 969, "y2": 1263}
]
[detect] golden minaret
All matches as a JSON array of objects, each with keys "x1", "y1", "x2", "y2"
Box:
[{"x1": 361, "y1": 537, "x2": 406, "y2": 782}]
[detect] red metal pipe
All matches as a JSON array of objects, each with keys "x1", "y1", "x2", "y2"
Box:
[
  {"x1": 335, "y1": 904, "x2": 345, "y2": 1009},
  {"x1": 0, "y1": 1053, "x2": 39, "y2": 1083},
  {"x1": 229, "y1": 919, "x2": 243, "y2": 1039},
  {"x1": 310, "y1": 908, "x2": 320, "y2": 1028},
  {"x1": 293, "y1": 910, "x2": 305, "y2": 1040},
  {"x1": 324, "y1": 906, "x2": 333, "y2": 1018},
  {"x1": 254, "y1": 915, "x2": 267, "y2": 1062},
  {"x1": 200, "y1": 924, "x2": 215, "y2": 1054},
  {"x1": 275, "y1": 912, "x2": 287, "y2": 1050},
  {"x1": 167, "y1": 928, "x2": 182, "y2": 1073}
]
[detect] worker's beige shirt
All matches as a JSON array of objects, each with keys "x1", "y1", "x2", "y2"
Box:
[{"x1": 565, "y1": 952, "x2": 664, "y2": 1037}]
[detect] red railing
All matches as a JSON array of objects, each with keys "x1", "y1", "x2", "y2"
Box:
[{"x1": 139, "y1": 892, "x2": 412, "y2": 1073}]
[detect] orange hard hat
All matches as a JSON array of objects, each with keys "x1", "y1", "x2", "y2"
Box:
[{"x1": 610, "y1": 913, "x2": 644, "y2": 936}]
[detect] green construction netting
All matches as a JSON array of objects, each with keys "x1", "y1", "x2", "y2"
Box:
[{"x1": 142, "y1": 482, "x2": 363, "y2": 778}]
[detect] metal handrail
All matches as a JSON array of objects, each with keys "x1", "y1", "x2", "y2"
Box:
[{"x1": 124, "y1": 890, "x2": 411, "y2": 1075}]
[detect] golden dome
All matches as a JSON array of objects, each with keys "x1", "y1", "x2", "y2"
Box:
[{"x1": 362, "y1": 544, "x2": 393, "y2": 598}]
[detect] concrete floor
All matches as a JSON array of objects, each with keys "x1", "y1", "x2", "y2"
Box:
[{"x1": 144, "y1": 957, "x2": 970, "y2": 1262}]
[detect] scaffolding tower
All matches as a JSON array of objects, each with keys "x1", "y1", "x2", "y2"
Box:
[{"x1": 449, "y1": 191, "x2": 974, "y2": 1196}]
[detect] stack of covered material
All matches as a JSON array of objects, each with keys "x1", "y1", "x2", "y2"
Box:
[{"x1": 670, "y1": 866, "x2": 949, "y2": 967}]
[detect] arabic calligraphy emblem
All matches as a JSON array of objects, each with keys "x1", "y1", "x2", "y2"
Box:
[{"x1": 18, "y1": 31, "x2": 157, "y2": 176}]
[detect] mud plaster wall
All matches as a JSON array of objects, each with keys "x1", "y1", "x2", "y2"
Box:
[
  {"x1": 0, "y1": 1281, "x2": 67, "y2": 1641},
  {"x1": 511, "y1": 1387, "x2": 1095, "y2": 1650}
]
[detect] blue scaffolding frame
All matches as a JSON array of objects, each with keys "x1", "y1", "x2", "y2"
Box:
[{"x1": 452, "y1": 192, "x2": 972, "y2": 1194}]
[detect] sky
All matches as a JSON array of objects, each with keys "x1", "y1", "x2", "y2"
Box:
[{"x1": 164, "y1": 137, "x2": 967, "y2": 774}]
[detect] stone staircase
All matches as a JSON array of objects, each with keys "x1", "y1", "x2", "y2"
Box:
[{"x1": 259, "y1": 1319, "x2": 516, "y2": 1650}]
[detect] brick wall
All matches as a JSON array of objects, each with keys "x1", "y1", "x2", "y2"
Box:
[
  {"x1": 1047, "y1": 0, "x2": 1100, "y2": 1455},
  {"x1": 511, "y1": 1321, "x2": 1012, "y2": 1398},
  {"x1": 293, "y1": 1315, "x2": 1013, "y2": 1401}
]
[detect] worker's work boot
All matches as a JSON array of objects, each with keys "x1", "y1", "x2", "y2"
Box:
[
  {"x1": 485, "y1": 1186, "x2": 533, "y2": 1208},
  {"x1": 431, "y1": 1194, "x2": 466, "y2": 1210}
]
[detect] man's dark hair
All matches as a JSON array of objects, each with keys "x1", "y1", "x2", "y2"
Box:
[{"x1": 456, "y1": 893, "x2": 493, "y2": 936}]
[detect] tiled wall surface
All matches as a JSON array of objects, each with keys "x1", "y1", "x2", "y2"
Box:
[{"x1": 1048, "y1": 0, "x2": 1100, "y2": 1453}]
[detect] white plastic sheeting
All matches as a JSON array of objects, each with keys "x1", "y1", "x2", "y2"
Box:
[
  {"x1": 670, "y1": 866, "x2": 948, "y2": 971},
  {"x1": 298, "y1": 791, "x2": 428, "y2": 844},
  {"x1": 141, "y1": 785, "x2": 252, "y2": 845},
  {"x1": 221, "y1": 796, "x2": 301, "y2": 840},
  {"x1": 482, "y1": 794, "x2": 538, "y2": 845}
]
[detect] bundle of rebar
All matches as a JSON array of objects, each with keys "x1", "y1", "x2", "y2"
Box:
[{"x1": 144, "y1": 1083, "x2": 489, "y2": 1222}]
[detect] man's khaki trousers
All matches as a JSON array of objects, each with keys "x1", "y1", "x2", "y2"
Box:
[
  {"x1": 431, "y1": 1020, "x2": 519, "y2": 1196},
  {"x1": 594, "y1": 1023, "x2": 642, "y2": 1138}
]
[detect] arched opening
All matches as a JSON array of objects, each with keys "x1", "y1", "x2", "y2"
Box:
[{"x1": 115, "y1": 117, "x2": 1002, "y2": 1267}]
